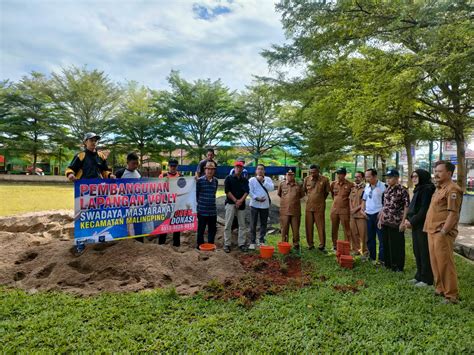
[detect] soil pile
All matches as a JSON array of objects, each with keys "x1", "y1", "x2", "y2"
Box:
[{"x1": 0, "y1": 211, "x2": 244, "y2": 296}]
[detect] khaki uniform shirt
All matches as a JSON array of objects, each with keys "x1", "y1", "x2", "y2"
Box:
[
  {"x1": 349, "y1": 183, "x2": 366, "y2": 219},
  {"x1": 278, "y1": 180, "x2": 305, "y2": 216},
  {"x1": 330, "y1": 179, "x2": 354, "y2": 215},
  {"x1": 424, "y1": 180, "x2": 463, "y2": 237},
  {"x1": 304, "y1": 175, "x2": 330, "y2": 212}
]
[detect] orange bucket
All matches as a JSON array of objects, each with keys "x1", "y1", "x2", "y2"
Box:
[
  {"x1": 260, "y1": 245, "x2": 275, "y2": 259},
  {"x1": 277, "y1": 242, "x2": 291, "y2": 255},
  {"x1": 199, "y1": 243, "x2": 216, "y2": 251}
]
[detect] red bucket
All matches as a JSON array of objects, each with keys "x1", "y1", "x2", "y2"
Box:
[
  {"x1": 260, "y1": 245, "x2": 275, "y2": 259},
  {"x1": 199, "y1": 243, "x2": 216, "y2": 251},
  {"x1": 277, "y1": 242, "x2": 291, "y2": 255}
]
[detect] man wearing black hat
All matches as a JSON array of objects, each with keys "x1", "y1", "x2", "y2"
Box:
[
  {"x1": 303, "y1": 164, "x2": 330, "y2": 251},
  {"x1": 66, "y1": 132, "x2": 115, "y2": 181},
  {"x1": 66, "y1": 132, "x2": 115, "y2": 255},
  {"x1": 330, "y1": 167, "x2": 354, "y2": 250},
  {"x1": 377, "y1": 169, "x2": 410, "y2": 272},
  {"x1": 157, "y1": 158, "x2": 182, "y2": 247},
  {"x1": 278, "y1": 168, "x2": 305, "y2": 250}
]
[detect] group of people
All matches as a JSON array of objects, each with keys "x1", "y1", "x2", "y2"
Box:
[
  {"x1": 274, "y1": 162, "x2": 463, "y2": 304},
  {"x1": 67, "y1": 134, "x2": 464, "y2": 304}
]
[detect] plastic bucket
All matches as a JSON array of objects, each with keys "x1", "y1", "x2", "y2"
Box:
[
  {"x1": 277, "y1": 242, "x2": 291, "y2": 255},
  {"x1": 260, "y1": 245, "x2": 275, "y2": 259},
  {"x1": 199, "y1": 243, "x2": 216, "y2": 251}
]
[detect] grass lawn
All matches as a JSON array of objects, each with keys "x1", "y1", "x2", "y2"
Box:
[
  {"x1": 1, "y1": 185, "x2": 473, "y2": 352},
  {"x1": 0, "y1": 183, "x2": 226, "y2": 216},
  {"x1": 0, "y1": 183, "x2": 73, "y2": 216}
]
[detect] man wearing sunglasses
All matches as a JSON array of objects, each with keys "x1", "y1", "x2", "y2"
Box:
[{"x1": 361, "y1": 168, "x2": 385, "y2": 263}]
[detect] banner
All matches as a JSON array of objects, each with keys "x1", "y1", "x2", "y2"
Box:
[{"x1": 74, "y1": 177, "x2": 197, "y2": 245}]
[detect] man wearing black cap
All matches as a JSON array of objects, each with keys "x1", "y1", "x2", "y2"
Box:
[
  {"x1": 66, "y1": 132, "x2": 115, "y2": 181},
  {"x1": 377, "y1": 169, "x2": 410, "y2": 272},
  {"x1": 303, "y1": 164, "x2": 330, "y2": 251},
  {"x1": 278, "y1": 168, "x2": 305, "y2": 250},
  {"x1": 160, "y1": 158, "x2": 180, "y2": 179},
  {"x1": 66, "y1": 132, "x2": 115, "y2": 255},
  {"x1": 330, "y1": 167, "x2": 354, "y2": 250},
  {"x1": 157, "y1": 158, "x2": 182, "y2": 247}
]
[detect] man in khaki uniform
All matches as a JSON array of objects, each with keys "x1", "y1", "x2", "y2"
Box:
[
  {"x1": 303, "y1": 164, "x2": 330, "y2": 251},
  {"x1": 349, "y1": 171, "x2": 366, "y2": 256},
  {"x1": 278, "y1": 168, "x2": 305, "y2": 250},
  {"x1": 424, "y1": 160, "x2": 463, "y2": 304},
  {"x1": 330, "y1": 167, "x2": 354, "y2": 250}
]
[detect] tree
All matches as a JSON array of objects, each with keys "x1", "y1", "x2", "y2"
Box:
[
  {"x1": 238, "y1": 83, "x2": 286, "y2": 165},
  {"x1": 264, "y1": 0, "x2": 473, "y2": 189},
  {"x1": 155, "y1": 71, "x2": 243, "y2": 160},
  {"x1": 0, "y1": 72, "x2": 64, "y2": 172},
  {"x1": 50, "y1": 66, "x2": 122, "y2": 144},
  {"x1": 114, "y1": 82, "x2": 169, "y2": 167}
]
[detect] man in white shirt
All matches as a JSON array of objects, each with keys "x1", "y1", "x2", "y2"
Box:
[
  {"x1": 248, "y1": 164, "x2": 274, "y2": 249},
  {"x1": 361, "y1": 168, "x2": 386, "y2": 263},
  {"x1": 115, "y1": 152, "x2": 144, "y2": 242},
  {"x1": 115, "y1": 152, "x2": 141, "y2": 179}
]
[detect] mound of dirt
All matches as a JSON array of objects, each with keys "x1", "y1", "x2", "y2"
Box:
[
  {"x1": 203, "y1": 254, "x2": 312, "y2": 308},
  {"x1": 0, "y1": 211, "x2": 245, "y2": 296}
]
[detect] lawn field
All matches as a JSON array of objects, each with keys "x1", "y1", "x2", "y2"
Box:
[
  {"x1": 0, "y1": 183, "x2": 227, "y2": 216},
  {"x1": 1, "y1": 184, "x2": 473, "y2": 352},
  {"x1": 0, "y1": 183, "x2": 74, "y2": 216}
]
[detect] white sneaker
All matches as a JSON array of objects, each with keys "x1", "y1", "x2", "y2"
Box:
[
  {"x1": 256, "y1": 240, "x2": 261, "y2": 248},
  {"x1": 415, "y1": 281, "x2": 428, "y2": 287},
  {"x1": 248, "y1": 244, "x2": 256, "y2": 250},
  {"x1": 408, "y1": 279, "x2": 418, "y2": 284}
]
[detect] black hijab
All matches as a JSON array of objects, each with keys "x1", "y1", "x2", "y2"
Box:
[
  {"x1": 409, "y1": 168, "x2": 435, "y2": 209},
  {"x1": 413, "y1": 168, "x2": 433, "y2": 192}
]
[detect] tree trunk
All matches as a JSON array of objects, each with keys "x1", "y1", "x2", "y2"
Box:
[
  {"x1": 354, "y1": 154, "x2": 358, "y2": 174},
  {"x1": 363, "y1": 155, "x2": 367, "y2": 171},
  {"x1": 381, "y1": 156, "x2": 386, "y2": 182},
  {"x1": 404, "y1": 138, "x2": 414, "y2": 188},
  {"x1": 33, "y1": 150, "x2": 37, "y2": 175},
  {"x1": 33, "y1": 130, "x2": 38, "y2": 173},
  {"x1": 454, "y1": 129, "x2": 466, "y2": 192}
]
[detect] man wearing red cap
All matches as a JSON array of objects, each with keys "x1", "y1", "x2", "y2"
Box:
[{"x1": 223, "y1": 160, "x2": 249, "y2": 253}]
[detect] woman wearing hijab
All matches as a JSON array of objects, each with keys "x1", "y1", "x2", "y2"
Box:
[{"x1": 405, "y1": 169, "x2": 435, "y2": 287}]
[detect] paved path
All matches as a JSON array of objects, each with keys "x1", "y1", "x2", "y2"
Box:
[{"x1": 455, "y1": 224, "x2": 474, "y2": 261}]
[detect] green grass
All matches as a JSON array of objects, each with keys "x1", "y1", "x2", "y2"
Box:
[
  {"x1": 0, "y1": 183, "x2": 73, "y2": 216},
  {"x1": 1, "y1": 186, "x2": 473, "y2": 352},
  {"x1": 0, "y1": 183, "x2": 225, "y2": 216}
]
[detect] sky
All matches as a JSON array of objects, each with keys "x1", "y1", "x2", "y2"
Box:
[{"x1": 0, "y1": 0, "x2": 287, "y2": 91}]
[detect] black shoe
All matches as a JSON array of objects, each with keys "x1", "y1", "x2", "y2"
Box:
[
  {"x1": 224, "y1": 246, "x2": 231, "y2": 253},
  {"x1": 70, "y1": 244, "x2": 85, "y2": 257},
  {"x1": 239, "y1": 245, "x2": 248, "y2": 252},
  {"x1": 308, "y1": 246, "x2": 315, "y2": 250},
  {"x1": 318, "y1": 246, "x2": 325, "y2": 251},
  {"x1": 293, "y1": 245, "x2": 300, "y2": 251}
]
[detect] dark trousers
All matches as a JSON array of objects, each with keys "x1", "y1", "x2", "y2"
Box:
[
  {"x1": 250, "y1": 207, "x2": 269, "y2": 244},
  {"x1": 367, "y1": 213, "x2": 384, "y2": 261},
  {"x1": 197, "y1": 214, "x2": 217, "y2": 246},
  {"x1": 158, "y1": 232, "x2": 180, "y2": 247},
  {"x1": 382, "y1": 225, "x2": 405, "y2": 271},
  {"x1": 412, "y1": 227, "x2": 434, "y2": 284}
]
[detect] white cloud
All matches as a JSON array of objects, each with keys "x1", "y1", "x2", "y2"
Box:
[{"x1": 0, "y1": 0, "x2": 287, "y2": 90}]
